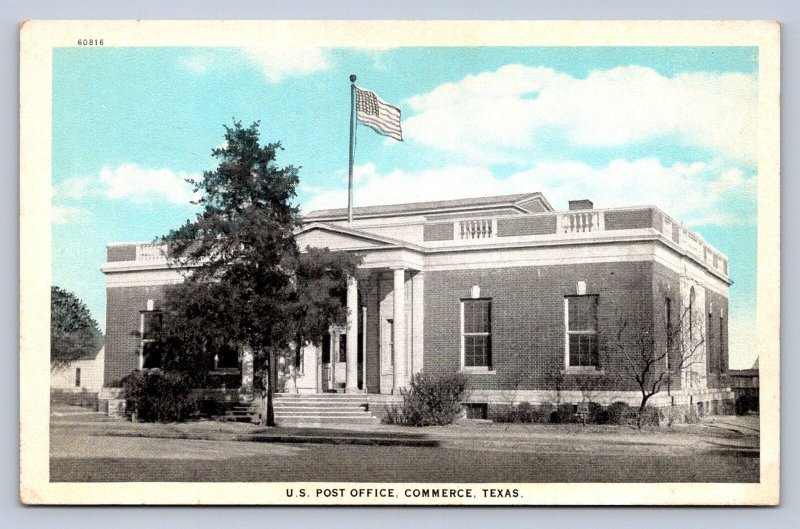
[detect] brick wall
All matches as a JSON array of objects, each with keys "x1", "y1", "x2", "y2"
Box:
[
  {"x1": 651, "y1": 263, "x2": 730, "y2": 391},
  {"x1": 652, "y1": 264, "x2": 683, "y2": 391},
  {"x1": 423, "y1": 261, "x2": 655, "y2": 392},
  {"x1": 604, "y1": 208, "x2": 656, "y2": 231},
  {"x1": 107, "y1": 245, "x2": 137, "y2": 262},
  {"x1": 104, "y1": 285, "x2": 168, "y2": 384},
  {"x1": 423, "y1": 222, "x2": 454, "y2": 241},
  {"x1": 705, "y1": 289, "x2": 730, "y2": 388},
  {"x1": 496, "y1": 215, "x2": 557, "y2": 237}
]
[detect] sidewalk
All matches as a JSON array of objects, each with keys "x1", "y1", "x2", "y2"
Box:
[{"x1": 51, "y1": 405, "x2": 759, "y2": 454}]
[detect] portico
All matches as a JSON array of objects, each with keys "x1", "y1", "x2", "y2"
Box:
[{"x1": 289, "y1": 222, "x2": 425, "y2": 395}]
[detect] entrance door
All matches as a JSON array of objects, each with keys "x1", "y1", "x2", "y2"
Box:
[{"x1": 321, "y1": 333, "x2": 332, "y2": 392}]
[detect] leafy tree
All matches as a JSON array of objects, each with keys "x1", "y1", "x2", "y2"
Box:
[
  {"x1": 289, "y1": 247, "x2": 361, "y2": 390},
  {"x1": 161, "y1": 120, "x2": 360, "y2": 425},
  {"x1": 50, "y1": 286, "x2": 103, "y2": 368}
]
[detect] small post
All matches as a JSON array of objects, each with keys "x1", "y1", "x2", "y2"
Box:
[{"x1": 348, "y1": 74, "x2": 357, "y2": 224}]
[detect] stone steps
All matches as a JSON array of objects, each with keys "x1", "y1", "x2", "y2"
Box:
[
  {"x1": 218, "y1": 393, "x2": 378, "y2": 425},
  {"x1": 275, "y1": 393, "x2": 376, "y2": 426}
]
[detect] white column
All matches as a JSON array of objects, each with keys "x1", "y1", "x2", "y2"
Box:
[
  {"x1": 392, "y1": 268, "x2": 407, "y2": 393},
  {"x1": 345, "y1": 276, "x2": 359, "y2": 393}
]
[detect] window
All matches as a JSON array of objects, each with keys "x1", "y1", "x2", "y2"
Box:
[
  {"x1": 321, "y1": 333, "x2": 331, "y2": 364},
  {"x1": 140, "y1": 310, "x2": 163, "y2": 369},
  {"x1": 339, "y1": 333, "x2": 347, "y2": 363},
  {"x1": 461, "y1": 299, "x2": 492, "y2": 368},
  {"x1": 294, "y1": 347, "x2": 303, "y2": 373},
  {"x1": 212, "y1": 344, "x2": 240, "y2": 371},
  {"x1": 565, "y1": 295, "x2": 599, "y2": 368},
  {"x1": 708, "y1": 313, "x2": 715, "y2": 373},
  {"x1": 689, "y1": 286, "x2": 696, "y2": 341},
  {"x1": 665, "y1": 297, "x2": 673, "y2": 370},
  {"x1": 74, "y1": 368, "x2": 81, "y2": 387},
  {"x1": 719, "y1": 316, "x2": 725, "y2": 373},
  {"x1": 464, "y1": 403, "x2": 488, "y2": 420}
]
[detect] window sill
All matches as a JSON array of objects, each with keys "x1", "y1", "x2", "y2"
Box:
[
  {"x1": 208, "y1": 369, "x2": 241, "y2": 375},
  {"x1": 561, "y1": 367, "x2": 605, "y2": 376},
  {"x1": 462, "y1": 367, "x2": 496, "y2": 375}
]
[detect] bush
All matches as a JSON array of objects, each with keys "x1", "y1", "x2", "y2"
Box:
[
  {"x1": 121, "y1": 370, "x2": 197, "y2": 422},
  {"x1": 606, "y1": 401, "x2": 629, "y2": 425},
  {"x1": 534, "y1": 403, "x2": 556, "y2": 423},
  {"x1": 638, "y1": 406, "x2": 661, "y2": 427},
  {"x1": 588, "y1": 402, "x2": 609, "y2": 424},
  {"x1": 383, "y1": 372, "x2": 469, "y2": 426},
  {"x1": 494, "y1": 401, "x2": 537, "y2": 423},
  {"x1": 735, "y1": 395, "x2": 757, "y2": 415},
  {"x1": 549, "y1": 403, "x2": 578, "y2": 424}
]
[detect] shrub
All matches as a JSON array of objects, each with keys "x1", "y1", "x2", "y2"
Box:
[
  {"x1": 383, "y1": 372, "x2": 469, "y2": 426},
  {"x1": 588, "y1": 402, "x2": 609, "y2": 424},
  {"x1": 121, "y1": 370, "x2": 197, "y2": 422},
  {"x1": 534, "y1": 403, "x2": 555, "y2": 423},
  {"x1": 494, "y1": 401, "x2": 536, "y2": 423},
  {"x1": 638, "y1": 406, "x2": 661, "y2": 427},
  {"x1": 606, "y1": 401, "x2": 629, "y2": 425},
  {"x1": 684, "y1": 406, "x2": 701, "y2": 424},
  {"x1": 549, "y1": 403, "x2": 577, "y2": 424},
  {"x1": 735, "y1": 395, "x2": 756, "y2": 415}
]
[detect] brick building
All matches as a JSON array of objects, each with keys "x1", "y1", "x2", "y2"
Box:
[{"x1": 101, "y1": 192, "x2": 733, "y2": 416}]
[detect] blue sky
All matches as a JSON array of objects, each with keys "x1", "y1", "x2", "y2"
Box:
[{"x1": 51, "y1": 46, "x2": 759, "y2": 368}]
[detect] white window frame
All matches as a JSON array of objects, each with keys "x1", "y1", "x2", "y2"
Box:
[
  {"x1": 460, "y1": 299, "x2": 493, "y2": 373},
  {"x1": 564, "y1": 295, "x2": 600, "y2": 372}
]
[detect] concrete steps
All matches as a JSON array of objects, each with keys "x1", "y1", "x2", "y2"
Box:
[
  {"x1": 275, "y1": 393, "x2": 377, "y2": 426},
  {"x1": 217, "y1": 393, "x2": 379, "y2": 426}
]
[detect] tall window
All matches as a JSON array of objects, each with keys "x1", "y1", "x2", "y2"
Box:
[
  {"x1": 339, "y1": 333, "x2": 347, "y2": 363},
  {"x1": 74, "y1": 368, "x2": 81, "y2": 388},
  {"x1": 140, "y1": 310, "x2": 163, "y2": 369},
  {"x1": 565, "y1": 295, "x2": 599, "y2": 368},
  {"x1": 708, "y1": 313, "x2": 715, "y2": 373},
  {"x1": 462, "y1": 299, "x2": 492, "y2": 368},
  {"x1": 665, "y1": 297, "x2": 673, "y2": 371},
  {"x1": 719, "y1": 315, "x2": 725, "y2": 372},
  {"x1": 689, "y1": 286, "x2": 696, "y2": 342}
]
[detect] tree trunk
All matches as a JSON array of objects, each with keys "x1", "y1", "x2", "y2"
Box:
[
  {"x1": 266, "y1": 349, "x2": 276, "y2": 427},
  {"x1": 637, "y1": 394, "x2": 651, "y2": 430}
]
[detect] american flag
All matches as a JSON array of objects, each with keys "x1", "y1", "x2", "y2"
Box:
[{"x1": 355, "y1": 87, "x2": 402, "y2": 141}]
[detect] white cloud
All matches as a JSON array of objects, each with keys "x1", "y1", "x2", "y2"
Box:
[
  {"x1": 52, "y1": 205, "x2": 90, "y2": 225},
  {"x1": 56, "y1": 164, "x2": 200, "y2": 210},
  {"x1": 302, "y1": 163, "x2": 496, "y2": 214},
  {"x1": 241, "y1": 47, "x2": 329, "y2": 83},
  {"x1": 404, "y1": 64, "x2": 757, "y2": 163},
  {"x1": 302, "y1": 159, "x2": 755, "y2": 228},
  {"x1": 56, "y1": 176, "x2": 92, "y2": 200},
  {"x1": 181, "y1": 55, "x2": 215, "y2": 74},
  {"x1": 98, "y1": 164, "x2": 199, "y2": 205}
]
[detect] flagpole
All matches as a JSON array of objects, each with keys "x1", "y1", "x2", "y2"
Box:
[{"x1": 347, "y1": 74, "x2": 357, "y2": 224}]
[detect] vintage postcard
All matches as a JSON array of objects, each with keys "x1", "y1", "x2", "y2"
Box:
[{"x1": 20, "y1": 20, "x2": 779, "y2": 505}]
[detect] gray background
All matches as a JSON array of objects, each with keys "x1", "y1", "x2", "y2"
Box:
[{"x1": 2, "y1": 0, "x2": 794, "y2": 527}]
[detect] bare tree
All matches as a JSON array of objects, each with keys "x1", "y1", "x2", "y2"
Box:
[{"x1": 610, "y1": 299, "x2": 706, "y2": 428}]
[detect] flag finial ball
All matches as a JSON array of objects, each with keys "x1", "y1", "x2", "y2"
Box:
[{"x1": 350, "y1": 74, "x2": 357, "y2": 83}]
